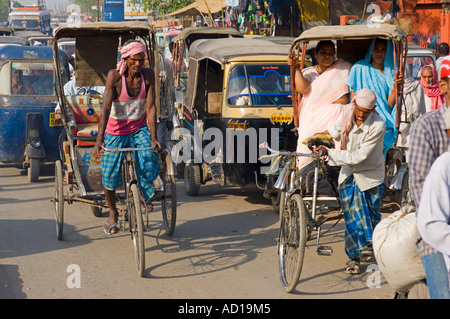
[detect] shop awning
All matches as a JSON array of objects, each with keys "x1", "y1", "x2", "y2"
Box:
[{"x1": 166, "y1": 0, "x2": 226, "y2": 16}]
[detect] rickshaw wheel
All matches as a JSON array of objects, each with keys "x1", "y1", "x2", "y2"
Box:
[
  {"x1": 28, "y1": 158, "x2": 40, "y2": 182},
  {"x1": 162, "y1": 161, "x2": 177, "y2": 236},
  {"x1": 54, "y1": 160, "x2": 64, "y2": 240},
  {"x1": 128, "y1": 183, "x2": 145, "y2": 277},
  {"x1": 279, "y1": 194, "x2": 307, "y2": 293},
  {"x1": 184, "y1": 164, "x2": 201, "y2": 196}
]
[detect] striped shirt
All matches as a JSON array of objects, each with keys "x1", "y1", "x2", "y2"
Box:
[
  {"x1": 409, "y1": 104, "x2": 450, "y2": 256},
  {"x1": 105, "y1": 72, "x2": 147, "y2": 135}
]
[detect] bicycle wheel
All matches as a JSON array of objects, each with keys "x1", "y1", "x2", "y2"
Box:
[
  {"x1": 128, "y1": 183, "x2": 145, "y2": 277},
  {"x1": 278, "y1": 193, "x2": 308, "y2": 293},
  {"x1": 162, "y1": 160, "x2": 177, "y2": 236},
  {"x1": 54, "y1": 160, "x2": 64, "y2": 240}
]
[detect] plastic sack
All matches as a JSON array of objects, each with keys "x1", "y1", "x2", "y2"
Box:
[{"x1": 373, "y1": 207, "x2": 426, "y2": 294}]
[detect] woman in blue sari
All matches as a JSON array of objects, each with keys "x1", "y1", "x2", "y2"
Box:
[{"x1": 346, "y1": 38, "x2": 401, "y2": 151}]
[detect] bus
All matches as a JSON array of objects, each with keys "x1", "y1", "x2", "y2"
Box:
[{"x1": 8, "y1": 6, "x2": 52, "y2": 35}]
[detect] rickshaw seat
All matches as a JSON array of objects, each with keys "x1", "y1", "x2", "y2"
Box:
[
  {"x1": 75, "y1": 123, "x2": 98, "y2": 147},
  {"x1": 66, "y1": 94, "x2": 102, "y2": 146}
]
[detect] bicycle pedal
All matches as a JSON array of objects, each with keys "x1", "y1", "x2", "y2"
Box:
[{"x1": 317, "y1": 246, "x2": 333, "y2": 256}]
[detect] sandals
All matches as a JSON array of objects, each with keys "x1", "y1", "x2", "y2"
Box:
[
  {"x1": 104, "y1": 221, "x2": 119, "y2": 235},
  {"x1": 345, "y1": 259, "x2": 361, "y2": 275}
]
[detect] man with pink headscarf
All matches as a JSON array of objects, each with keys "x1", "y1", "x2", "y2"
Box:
[
  {"x1": 313, "y1": 89, "x2": 386, "y2": 275},
  {"x1": 93, "y1": 40, "x2": 161, "y2": 235},
  {"x1": 420, "y1": 64, "x2": 445, "y2": 112}
]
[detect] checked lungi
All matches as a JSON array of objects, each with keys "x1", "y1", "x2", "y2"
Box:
[
  {"x1": 339, "y1": 175, "x2": 384, "y2": 259},
  {"x1": 101, "y1": 125, "x2": 160, "y2": 203}
]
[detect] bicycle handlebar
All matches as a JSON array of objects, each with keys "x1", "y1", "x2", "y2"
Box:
[
  {"x1": 259, "y1": 142, "x2": 322, "y2": 158},
  {"x1": 101, "y1": 145, "x2": 156, "y2": 153}
]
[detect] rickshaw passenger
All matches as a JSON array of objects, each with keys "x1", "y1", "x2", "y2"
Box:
[
  {"x1": 235, "y1": 70, "x2": 281, "y2": 106},
  {"x1": 397, "y1": 63, "x2": 426, "y2": 161},
  {"x1": 11, "y1": 70, "x2": 35, "y2": 95},
  {"x1": 93, "y1": 40, "x2": 162, "y2": 235},
  {"x1": 288, "y1": 40, "x2": 352, "y2": 169},
  {"x1": 313, "y1": 89, "x2": 386, "y2": 275},
  {"x1": 420, "y1": 64, "x2": 445, "y2": 112},
  {"x1": 346, "y1": 38, "x2": 402, "y2": 152}
]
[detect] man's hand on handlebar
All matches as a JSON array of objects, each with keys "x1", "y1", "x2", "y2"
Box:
[
  {"x1": 151, "y1": 139, "x2": 163, "y2": 153},
  {"x1": 313, "y1": 145, "x2": 328, "y2": 157}
]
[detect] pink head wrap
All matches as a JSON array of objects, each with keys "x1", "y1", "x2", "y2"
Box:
[
  {"x1": 420, "y1": 64, "x2": 444, "y2": 110},
  {"x1": 340, "y1": 89, "x2": 377, "y2": 150},
  {"x1": 116, "y1": 41, "x2": 147, "y2": 75}
]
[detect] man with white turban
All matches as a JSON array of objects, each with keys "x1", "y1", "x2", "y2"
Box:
[
  {"x1": 93, "y1": 40, "x2": 162, "y2": 235},
  {"x1": 313, "y1": 88, "x2": 386, "y2": 275}
]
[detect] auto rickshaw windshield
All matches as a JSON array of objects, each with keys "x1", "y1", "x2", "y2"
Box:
[
  {"x1": 10, "y1": 61, "x2": 55, "y2": 96},
  {"x1": 226, "y1": 63, "x2": 291, "y2": 107}
]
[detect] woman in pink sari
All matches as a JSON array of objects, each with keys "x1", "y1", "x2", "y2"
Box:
[
  {"x1": 420, "y1": 64, "x2": 445, "y2": 112},
  {"x1": 289, "y1": 40, "x2": 352, "y2": 168}
]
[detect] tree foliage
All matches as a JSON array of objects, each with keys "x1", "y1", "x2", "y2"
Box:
[
  {"x1": 131, "y1": 0, "x2": 195, "y2": 17},
  {"x1": 74, "y1": 0, "x2": 100, "y2": 17}
]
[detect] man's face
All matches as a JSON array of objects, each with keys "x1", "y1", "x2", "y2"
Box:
[
  {"x1": 353, "y1": 101, "x2": 373, "y2": 126},
  {"x1": 439, "y1": 78, "x2": 449, "y2": 95},
  {"x1": 126, "y1": 52, "x2": 146, "y2": 73},
  {"x1": 11, "y1": 70, "x2": 21, "y2": 85},
  {"x1": 258, "y1": 73, "x2": 278, "y2": 91},
  {"x1": 421, "y1": 67, "x2": 434, "y2": 86}
]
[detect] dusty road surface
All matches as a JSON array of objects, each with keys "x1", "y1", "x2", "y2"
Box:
[{"x1": 0, "y1": 162, "x2": 426, "y2": 308}]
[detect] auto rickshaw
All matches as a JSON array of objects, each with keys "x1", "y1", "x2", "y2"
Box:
[
  {"x1": 169, "y1": 37, "x2": 302, "y2": 210},
  {"x1": 171, "y1": 27, "x2": 244, "y2": 90},
  {"x1": 290, "y1": 24, "x2": 410, "y2": 206},
  {"x1": 0, "y1": 45, "x2": 69, "y2": 181}
]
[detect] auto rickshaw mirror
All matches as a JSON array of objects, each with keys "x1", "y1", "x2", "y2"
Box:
[{"x1": 207, "y1": 92, "x2": 222, "y2": 114}]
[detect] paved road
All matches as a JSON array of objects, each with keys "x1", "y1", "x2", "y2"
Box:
[{"x1": 0, "y1": 161, "x2": 406, "y2": 302}]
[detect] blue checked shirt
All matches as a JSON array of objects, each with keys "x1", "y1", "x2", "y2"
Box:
[{"x1": 409, "y1": 104, "x2": 450, "y2": 256}]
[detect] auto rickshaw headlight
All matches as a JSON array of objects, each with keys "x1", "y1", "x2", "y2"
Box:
[{"x1": 30, "y1": 137, "x2": 41, "y2": 148}]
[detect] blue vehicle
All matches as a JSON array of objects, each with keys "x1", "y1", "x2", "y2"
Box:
[
  {"x1": 0, "y1": 45, "x2": 69, "y2": 181},
  {"x1": 7, "y1": 6, "x2": 52, "y2": 35}
]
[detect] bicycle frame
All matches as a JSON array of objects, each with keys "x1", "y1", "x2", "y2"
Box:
[
  {"x1": 261, "y1": 142, "x2": 340, "y2": 254},
  {"x1": 102, "y1": 145, "x2": 156, "y2": 224}
]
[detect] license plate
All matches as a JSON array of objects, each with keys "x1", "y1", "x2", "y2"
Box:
[{"x1": 49, "y1": 112, "x2": 63, "y2": 127}]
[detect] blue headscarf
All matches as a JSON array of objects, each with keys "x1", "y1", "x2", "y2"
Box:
[{"x1": 346, "y1": 39, "x2": 397, "y2": 150}]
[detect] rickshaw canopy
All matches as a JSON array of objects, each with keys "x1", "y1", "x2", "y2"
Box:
[
  {"x1": 52, "y1": 21, "x2": 157, "y2": 88},
  {"x1": 188, "y1": 37, "x2": 290, "y2": 66},
  {"x1": 291, "y1": 24, "x2": 407, "y2": 47},
  {"x1": 53, "y1": 21, "x2": 154, "y2": 40},
  {"x1": 173, "y1": 27, "x2": 243, "y2": 48}
]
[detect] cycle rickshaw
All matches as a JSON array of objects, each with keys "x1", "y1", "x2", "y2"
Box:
[
  {"x1": 51, "y1": 22, "x2": 177, "y2": 277},
  {"x1": 269, "y1": 24, "x2": 408, "y2": 293}
]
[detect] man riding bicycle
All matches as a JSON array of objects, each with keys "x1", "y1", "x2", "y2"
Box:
[{"x1": 93, "y1": 40, "x2": 162, "y2": 235}]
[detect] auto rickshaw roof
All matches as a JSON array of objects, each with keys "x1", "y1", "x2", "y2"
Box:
[
  {"x1": 53, "y1": 21, "x2": 155, "y2": 40},
  {"x1": 188, "y1": 38, "x2": 289, "y2": 64},
  {"x1": 0, "y1": 36, "x2": 30, "y2": 46},
  {"x1": 292, "y1": 24, "x2": 407, "y2": 48},
  {"x1": 0, "y1": 45, "x2": 56, "y2": 60},
  {"x1": 173, "y1": 27, "x2": 243, "y2": 48}
]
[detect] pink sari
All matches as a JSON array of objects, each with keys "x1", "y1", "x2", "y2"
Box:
[{"x1": 296, "y1": 58, "x2": 352, "y2": 168}]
